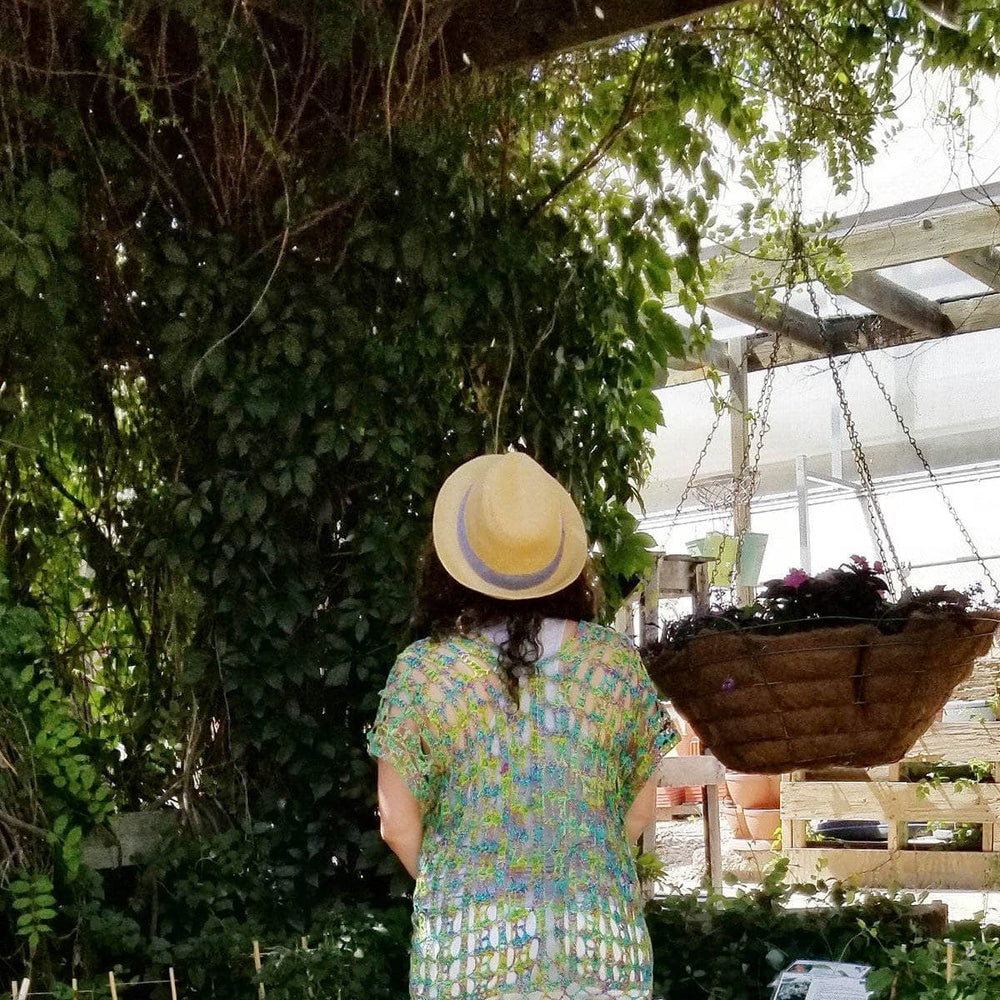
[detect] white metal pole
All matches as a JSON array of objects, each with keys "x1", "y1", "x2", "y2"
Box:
[{"x1": 795, "y1": 455, "x2": 812, "y2": 573}]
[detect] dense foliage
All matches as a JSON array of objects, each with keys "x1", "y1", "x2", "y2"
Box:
[{"x1": 1, "y1": 0, "x2": 999, "y2": 992}]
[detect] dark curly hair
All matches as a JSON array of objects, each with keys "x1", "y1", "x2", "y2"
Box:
[{"x1": 412, "y1": 538, "x2": 603, "y2": 707}]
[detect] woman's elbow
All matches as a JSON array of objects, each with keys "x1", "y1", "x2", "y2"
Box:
[
  {"x1": 379, "y1": 811, "x2": 421, "y2": 847},
  {"x1": 379, "y1": 815, "x2": 405, "y2": 846},
  {"x1": 625, "y1": 806, "x2": 654, "y2": 843}
]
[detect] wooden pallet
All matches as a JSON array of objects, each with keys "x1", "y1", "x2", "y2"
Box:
[{"x1": 782, "y1": 722, "x2": 1000, "y2": 889}]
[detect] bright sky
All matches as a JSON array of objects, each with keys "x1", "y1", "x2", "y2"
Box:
[{"x1": 640, "y1": 63, "x2": 1000, "y2": 600}]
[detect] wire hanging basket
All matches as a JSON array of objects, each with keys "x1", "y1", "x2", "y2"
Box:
[{"x1": 693, "y1": 474, "x2": 758, "y2": 512}]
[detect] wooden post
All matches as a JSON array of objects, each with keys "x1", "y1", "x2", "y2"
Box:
[
  {"x1": 946, "y1": 940, "x2": 954, "y2": 981},
  {"x1": 640, "y1": 557, "x2": 660, "y2": 648},
  {"x1": 71, "y1": 979, "x2": 79, "y2": 1000},
  {"x1": 252, "y1": 940, "x2": 266, "y2": 1000},
  {"x1": 703, "y1": 781, "x2": 723, "y2": 889},
  {"x1": 728, "y1": 336, "x2": 755, "y2": 606},
  {"x1": 168, "y1": 967, "x2": 178, "y2": 1000},
  {"x1": 108, "y1": 973, "x2": 118, "y2": 1000},
  {"x1": 300, "y1": 936, "x2": 309, "y2": 951},
  {"x1": 692, "y1": 560, "x2": 712, "y2": 616},
  {"x1": 780, "y1": 771, "x2": 808, "y2": 851},
  {"x1": 986, "y1": 765, "x2": 1000, "y2": 852},
  {"x1": 886, "y1": 764, "x2": 908, "y2": 852}
]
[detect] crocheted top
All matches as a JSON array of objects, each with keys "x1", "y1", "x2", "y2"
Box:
[{"x1": 367, "y1": 620, "x2": 679, "y2": 999}]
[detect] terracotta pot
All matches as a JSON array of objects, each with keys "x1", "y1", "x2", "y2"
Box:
[
  {"x1": 726, "y1": 772, "x2": 781, "y2": 811},
  {"x1": 721, "y1": 803, "x2": 751, "y2": 839},
  {"x1": 743, "y1": 807, "x2": 781, "y2": 843}
]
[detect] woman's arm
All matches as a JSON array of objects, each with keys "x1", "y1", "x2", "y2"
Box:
[
  {"x1": 376, "y1": 758, "x2": 424, "y2": 878},
  {"x1": 624, "y1": 772, "x2": 658, "y2": 844}
]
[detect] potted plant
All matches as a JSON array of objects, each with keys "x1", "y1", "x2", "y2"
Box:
[{"x1": 643, "y1": 557, "x2": 1000, "y2": 774}]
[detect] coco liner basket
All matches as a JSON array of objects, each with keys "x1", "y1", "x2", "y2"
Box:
[{"x1": 644, "y1": 611, "x2": 1000, "y2": 774}]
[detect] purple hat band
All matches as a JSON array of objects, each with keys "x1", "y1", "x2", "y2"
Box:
[{"x1": 457, "y1": 486, "x2": 565, "y2": 592}]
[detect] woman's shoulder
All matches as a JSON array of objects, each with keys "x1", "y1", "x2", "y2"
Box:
[
  {"x1": 578, "y1": 620, "x2": 636, "y2": 654},
  {"x1": 393, "y1": 632, "x2": 485, "y2": 670}
]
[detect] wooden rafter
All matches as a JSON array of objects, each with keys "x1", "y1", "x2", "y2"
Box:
[
  {"x1": 945, "y1": 246, "x2": 1000, "y2": 291},
  {"x1": 440, "y1": 1, "x2": 739, "y2": 72},
  {"x1": 689, "y1": 183, "x2": 1000, "y2": 303},
  {"x1": 659, "y1": 291, "x2": 1000, "y2": 387},
  {"x1": 839, "y1": 271, "x2": 954, "y2": 338},
  {"x1": 659, "y1": 183, "x2": 1000, "y2": 388},
  {"x1": 709, "y1": 293, "x2": 833, "y2": 352}
]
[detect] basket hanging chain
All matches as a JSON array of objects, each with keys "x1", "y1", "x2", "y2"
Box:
[
  {"x1": 806, "y1": 280, "x2": 903, "y2": 592},
  {"x1": 726, "y1": 288, "x2": 789, "y2": 599},
  {"x1": 854, "y1": 329, "x2": 1000, "y2": 601},
  {"x1": 662, "y1": 401, "x2": 727, "y2": 538}
]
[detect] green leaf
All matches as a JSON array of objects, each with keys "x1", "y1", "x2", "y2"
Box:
[
  {"x1": 400, "y1": 229, "x2": 424, "y2": 270},
  {"x1": 49, "y1": 168, "x2": 74, "y2": 190},
  {"x1": 0, "y1": 247, "x2": 18, "y2": 278},
  {"x1": 23, "y1": 197, "x2": 47, "y2": 231},
  {"x1": 246, "y1": 491, "x2": 266, "y2": 520},
  {"x1": 163, "y1": 240, "x2": 188, "y2": 266},
  {"x1": 15, "y1": 258, "x2": 37, "y2": 298}
]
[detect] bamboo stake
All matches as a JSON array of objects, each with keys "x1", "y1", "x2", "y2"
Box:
[
  {"x1": 108, "y1": 972, "x2": 118, "y2": 1000},
  {"x1": 11, "y1": 981, "x2": 16, "y2": 1000},
  {"x1": 71, "y1": 979, "x2": 79, "y2": 1000},
  {"x1": 17, "y1": 983, "x2": 28, "y2": 1000},
  {"x1": 252, "y1": 940, "x2": 265, "y2": 1000},
  {"x1": 300, "y1": 936, "x2": 308, "y2": 951},
  {"x1": 168, "y1": 967, "x2": 178, "y2": 1000},
  {"x1": 946, "y1": 940, "x2": 954, "y2": 982}
]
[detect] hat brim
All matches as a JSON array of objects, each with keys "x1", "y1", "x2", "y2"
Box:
[{"x1": 432, "y1": 455, "x2": 588, "y2": 601}]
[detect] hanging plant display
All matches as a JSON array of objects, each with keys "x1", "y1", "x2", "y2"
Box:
[{"x1": 643, "y1": 558, "x2": 1000, "y2": 773}]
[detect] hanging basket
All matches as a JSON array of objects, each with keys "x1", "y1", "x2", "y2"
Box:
[{"x1": 644, "y1": 611, "x2": 1000, "y2": 773}]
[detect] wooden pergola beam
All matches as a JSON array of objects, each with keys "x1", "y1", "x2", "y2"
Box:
[
  {"x1": 687, "y1": 182, "x2": 1000, "y2": 303},
  {"x1": 658, "y1": 291, "x2": 1000, "y2": 387},
  {"x1": 709, "y1": 292, "x2": 832, "y2": 353},
  {"x1": 945, "y1": 247, "x2": 1000, "y2": 292},
  {"x1": 840, "y1": 271, "x2": 955, "y2": 338},
  {"x1": 441, "y1": 1, "x2": 738, "y2": 72}
]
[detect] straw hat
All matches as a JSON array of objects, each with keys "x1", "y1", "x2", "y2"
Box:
[{"x1": 432, "y1": 452, "x2": 588, "y2": 600}]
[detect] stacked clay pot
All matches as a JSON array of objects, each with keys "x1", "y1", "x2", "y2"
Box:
[{"x1": 723, "y1": 772, "x2": 781, "y2": 843}]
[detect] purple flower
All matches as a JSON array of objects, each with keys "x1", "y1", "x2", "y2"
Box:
[
  {"x1": 783, "y1": 568, "x2": 809, "y2": 589},
  {"x1": 721, "y1": 677, "x2": 737, "y2": 692},
  {"x1": 873, "y1": 561, "x2": 885, "y2": 574},
  {"x1": 850, "y1": 554, "x2": 870, "y2": 571}
]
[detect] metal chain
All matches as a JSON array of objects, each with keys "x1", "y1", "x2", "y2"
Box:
[
  {"x1": 726, "y1": 292, "x2": 788, "y2": 600},
  {"x1": 805, "y1": 280, "x2": 903, "y2": 593},
  {"x1": 855, "y1": 325, "x2": 1000, "y2": 601},
  {"x1": 786, "y1": 159, "x2": 901, "y2": 591},
  {"x1": 661, "y1": 398, "x2": 726, "y2": 538}
]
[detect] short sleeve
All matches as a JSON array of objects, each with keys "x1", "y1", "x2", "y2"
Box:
[
  {"x1": 367, "y1": 648, "x2": 435, "y2": 808},
  {"x1": 620, "y1": 643, "x2": 679, "y2": 804}
]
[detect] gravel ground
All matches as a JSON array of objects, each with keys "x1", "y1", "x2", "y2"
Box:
[{"x1": 652, "y1": 815, "x2": 773, "y2": 891}]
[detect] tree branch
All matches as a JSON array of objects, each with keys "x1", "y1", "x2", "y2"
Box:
[
  {"x1": 0, "y1": 810, "x2": 48, "y2": 840},
  {"x1": 528, "y1": 36, "x2": 652, "y2": 218}
]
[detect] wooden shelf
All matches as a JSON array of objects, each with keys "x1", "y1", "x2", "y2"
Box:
[
  {"x1": 779, "y1": 720, "x2": 1000, "y2": 890},
  {"x1": 786, "y1": 848, "x2": 1000, "y2": 890},
  {"x1": 781, "y1": 780, "x2": 1000, "y2": 825},
  {"x1": 908, "y1": 721, "x2": 1000, "y2": 761}
]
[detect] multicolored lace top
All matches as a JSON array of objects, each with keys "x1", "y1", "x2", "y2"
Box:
[{"x1": 368, "y1": 620, "x2": 679, "y2": 999}]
